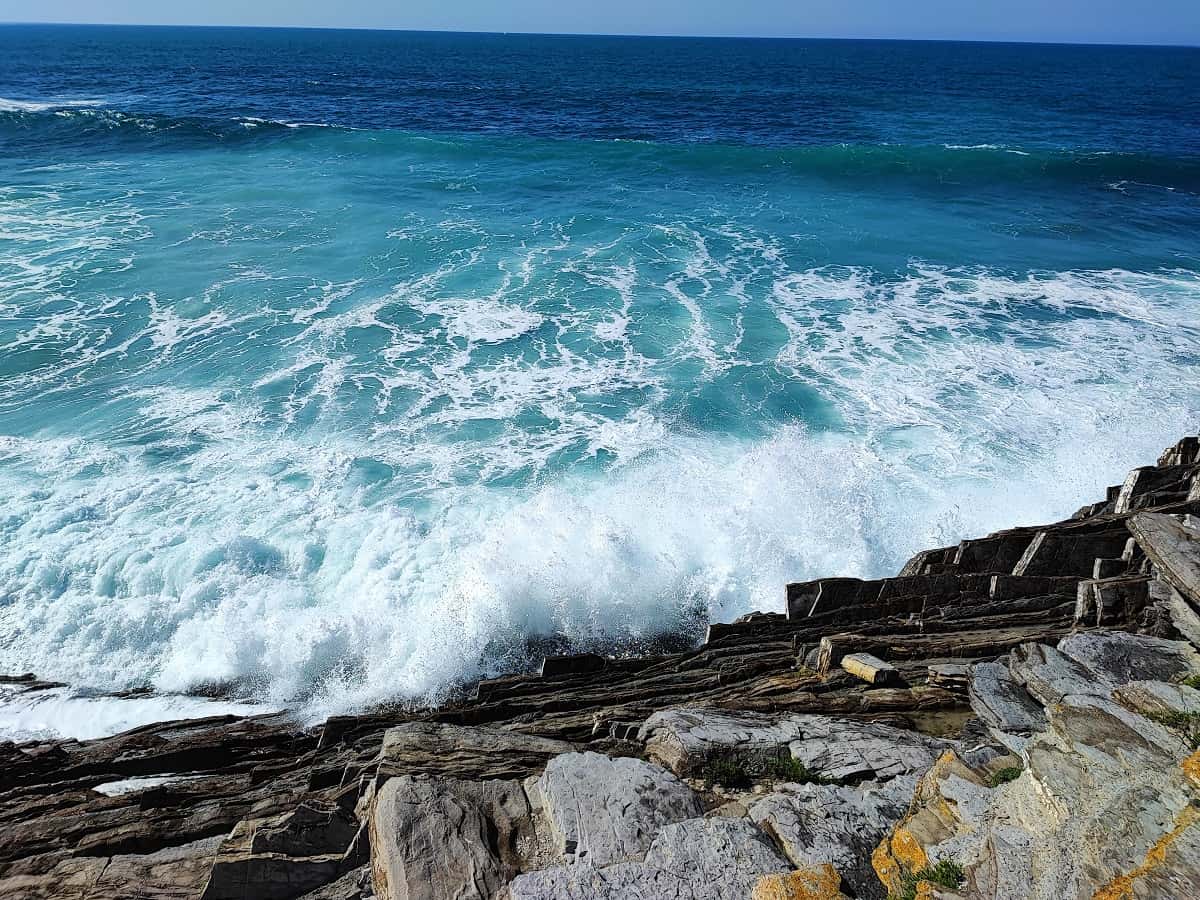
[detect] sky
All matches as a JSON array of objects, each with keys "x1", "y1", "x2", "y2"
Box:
[{"x1": 1, "y1": 0, "x2": 1198, "y2": 46}]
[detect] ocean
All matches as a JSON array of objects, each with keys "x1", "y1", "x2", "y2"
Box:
[{"x1": 1, "y1": 25, "x2": 1198, "y2": 737}]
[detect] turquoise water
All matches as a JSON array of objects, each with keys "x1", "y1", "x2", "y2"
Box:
[{"x1": 1, "y1": 27, "x2": 1198, "y2": 723}]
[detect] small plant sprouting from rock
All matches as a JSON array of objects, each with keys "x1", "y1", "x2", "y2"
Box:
[
  {"x1": 1147, "y1": 710, "x2": 1200, "y2": 749},
  {"x1": 893, "y1": 859, "x2": 966, "y2": 900},
  {"x1": 987, "y1": 765, "x2": 1022, "y2": 788},
  {"x1": 701, "y1": 754, "x2": 753, "y2": 790},
  {"x1": 699, "y1": 750, "x2": 841, "y2": 789},
  {"x1": 1179, "y1": 673, "x2": 1200, "y2": 690},
  {"x1": 762, "y1": 754, "x2": 842, "y2": 786}
]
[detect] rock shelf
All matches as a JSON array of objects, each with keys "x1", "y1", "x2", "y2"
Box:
[{"x1": 2, "y1": 436, "x2": 1199, "y2": 898}]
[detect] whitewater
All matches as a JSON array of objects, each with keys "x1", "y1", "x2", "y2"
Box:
[{"x1": 1, "y1": 27, "x2": 1198, "y2": 739}]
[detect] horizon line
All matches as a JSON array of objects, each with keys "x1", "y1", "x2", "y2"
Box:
[{"x1": 0, "y1": 20, "x2": 1197, "y2": 49}]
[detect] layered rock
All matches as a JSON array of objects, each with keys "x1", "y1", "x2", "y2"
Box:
[{"x1": 1, "y1": 435, "x2": 1198, "y2": 899}]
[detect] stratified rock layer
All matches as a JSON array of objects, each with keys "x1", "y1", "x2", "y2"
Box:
[{"x1": 1, "y1": 434, "x2": 1198, "y2": 898}]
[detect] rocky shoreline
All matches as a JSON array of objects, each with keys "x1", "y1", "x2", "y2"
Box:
[{"x1": 3, "y1": 436, "x2": 1200, "y2": 899}]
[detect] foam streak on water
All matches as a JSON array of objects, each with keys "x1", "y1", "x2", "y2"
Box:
[{"x1": 0, "y1": 29, "x2": 1198, "y2": 735}]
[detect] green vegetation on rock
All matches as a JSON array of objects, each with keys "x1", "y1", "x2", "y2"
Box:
[
  {"x1": 1147, "y1": 710, "x2": 1200, "y2": 749},
  {"x1": 987, "y1": 765, "x2": 1023, "y2": 787},
  {"x1": 892, "y1": 859, "x2": 966, "y2": 900}
]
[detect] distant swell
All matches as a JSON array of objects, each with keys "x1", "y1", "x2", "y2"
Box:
[{"x1": 1, "y1": 99, "x2": 1197, "y2": 192}]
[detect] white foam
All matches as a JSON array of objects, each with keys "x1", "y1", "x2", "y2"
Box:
[
  {"x1": 0, "y1": 258, "x2": 1197, "y2": 724},
  {"x1": 0, "y1": 683, "x2": 270, "y2": 743},
  {"x1": 0, "y1": 97, "x2": 104, "y2": 113}
]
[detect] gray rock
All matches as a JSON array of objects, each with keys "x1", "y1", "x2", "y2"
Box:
[
  {"x1": 878, "y1": 688, "x2": 1200, "y2": 900},
  {"x1": 369, "y1": 775, "x2": 535, "y2": 900},
  {"x1": 1113, "y1": 679, "x2": 1200, "y2": 717},
  {"x1": 378, "y1": 722, "x2": 575, "y2": 781},
  {"x1": 201, "y1": 800, "x2": 362, "y2": 900},
  {"x1": 503, "y1": 817, "x2": 788, "y2": 900},
  {"x1": 640, "y1": 708, "x2": 948, "y2": 783},
  {"x1": 1128, "y1": 512, "x2": 1200, "y2": 605},
  {"x1": 750, "y1": 775, "x2": 916, "y2": 900},
  {"x1": 639, "y1": 709, "x2": 804, "y2": 776},
  {"x1": 1057, "y1": 631, "x2": 1200, "y2": 685},
  {"x1": 788, "y1": 715, "x2": 950, "y2": 782},
  {"x1": 534, "y1": 752, "x2": 703, "y2": 867},
  {"x1": 1008, "y1": 642, "x2": 1107, "y2": 706},
  {"x1": 643, "y1": 817, "x2": 790, "y2": 889},
  {"x1": 968, "y1": 661, "x2": 1047, "y2": 752}
]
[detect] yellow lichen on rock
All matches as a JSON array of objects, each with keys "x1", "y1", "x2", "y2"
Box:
[
  {"x1": 1092, "y1": 804, "x2": 1200, "y2": 900},
  {"x1": 751, "y1": 864, "x2": 845, "y2": 900},
  {"x1": 871, "y1": 834, "x2": 905, "y2": 896},
  {"x1": 1182, "y1": 749, "x2": 1200, "y2": 789}
]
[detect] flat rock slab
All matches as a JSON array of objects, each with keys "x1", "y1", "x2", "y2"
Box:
[
  {"x1": 534, "y1": 752, "x2": 703, "y2": 867},
  {"x1": 1057, "y1": 631, "x2": 1200, "y2": 686},
  {"x1": 1008, "y1": 642, "x2": 1109, "y2": 707},
  {"x1": 503, "y1": 817, "x2": 788, "y2": 900},
  {"x1": 787, "y1": 715, "x2": 951, "y2": 782},
  {"x1": 1128, "y1": 512, "x2": 1200, "y2": 605},
  {"x1": 640, "y1": 709, "x2": 949, "y2": 783},
  {"x1": 968, "y1": 661, "x2": 1047, "y2": 752},
  {"x1": 750, "y1": 775, "x2": 916, "y2": 900},
  {"x1": 378, "y1": 722, "x2": 575, "y2": 781},
  {"x1": 640, "y1": 709, "x2": 806, "y2": 776}
]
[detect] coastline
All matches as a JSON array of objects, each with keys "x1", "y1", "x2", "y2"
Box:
[{"x1": 2, "y1": 434, "x2": 1198, "y2": 898}]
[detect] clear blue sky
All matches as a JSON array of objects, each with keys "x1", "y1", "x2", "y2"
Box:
[{"x1": 2, "y1": 0, "x2": 1198, "y2": 45}]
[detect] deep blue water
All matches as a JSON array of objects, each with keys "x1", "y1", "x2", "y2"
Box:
[{"x1": 0, "y1": 26, "x2": 1198, "y2": 729}]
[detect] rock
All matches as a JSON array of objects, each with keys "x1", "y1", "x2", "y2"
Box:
[
  {"x1": 369, "y1": 775, "x2": 536, "y2": 900},
  {"x1": 1011, "y1": 528, "x2": 1132, "y2": 578},
  {"x1": 1007, "y1": 642, "x2": 1108, "y2": 706},
  {"x1": 640, "y1": 708, "x2": 948, "y2": 783},
  {"x1": 504, "y1": 817, "x2": 788, "y2": 900},
  {"x1": 1056, "y1": 631, "x2": 1200, "y2": 685},
  {"x1": 1113, "y1": 679, "x2": 1200, "y2": 717},
  {"x1": 642, "y1": 818, "x2": 790, "y2": 891},
  {"x1": 296, "y1": 866, "x2": 374, "y2": 899},
  {"x1": 751, "y1": 864, "x2": 850, "y2": 900},
  {"x1": 640, "y1": 709, "x2": 806, "y2": 777},
  {"x1": 201, "y1": 797, "x2": 363, "y2": 900},
  {"x1": 927, "y1": 664, "x2": 969, "y2": 692},
  {"x1": 533, "y1": 752, "x2": 703, "y2": 866},
  {"x1": 377, "y1": 722, "x2": 575, "y2": 781},
  {"x1": 5, "y1": 435, "x2": 1199, "y2": 900},
  {"x1": 967, "y1": 662, "x2": 1046, "y2": 753},
  {"x1": 840, "y1": 653, "x2": 901, "y2": 686},
  {"x1": 0, "y1": 837, "x2": 225, "y2": 900},
  {"x1": 1128, "y1": 512, "x2": 1200, "y2": 605},
  {"x1": 787, "y1": 716, "x2": 951, "y2": 783},
  {"x1": 540, "y1": 654, "x2": 607, "y2": 678},
  {"x1": 750, "y1": 775, "x2": 916, "y2": 900},
  {"x1": 875, "y1": 690, "x2": 1200, "y2": 900}
]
